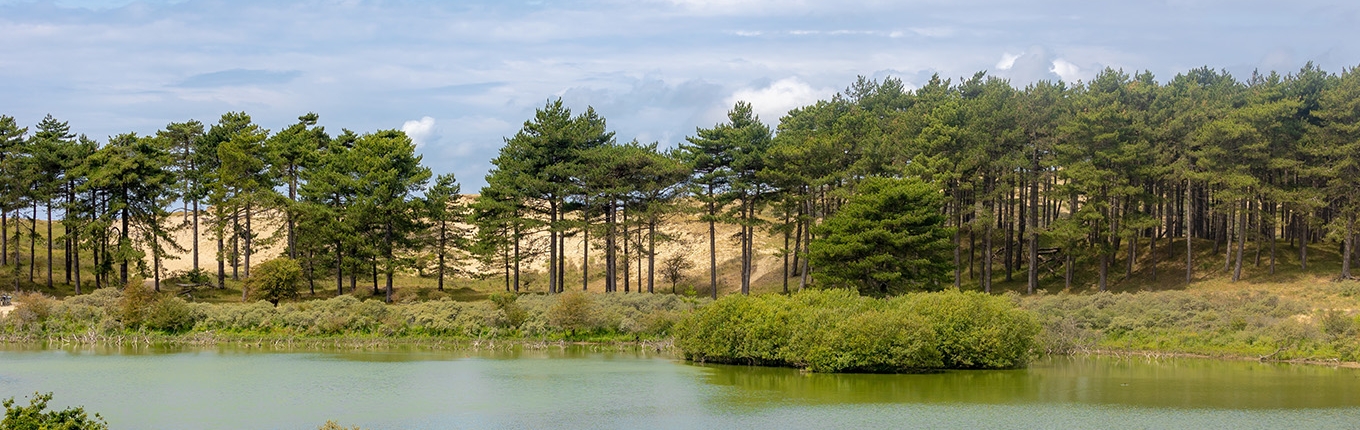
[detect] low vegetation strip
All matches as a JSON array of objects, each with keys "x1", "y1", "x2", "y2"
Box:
[
  {"x1": 673, "y1": 289, "x2": 1040, "y2": 372},
  {"x1": 1022, "y1": 289, "x2": 1360, "y2": 363},
  {"x1": 5, "y1": 284, "x2": 1359, "y2": 371},
  {"x1": 0, "y1": 287, "x2": 705, "y2": 342}
]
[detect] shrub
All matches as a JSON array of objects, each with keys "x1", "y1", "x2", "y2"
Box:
[
  {"x1": 898, "y1": 290, "x2": 1040, "y2": 369},
  {"x1": 2, "y1": 392, "x2": 107, "y2": 430},
  {"x1": 391, "y1": 287, "x2": 421, "y2": 304},
  {"x1": 675, "y1": 289, "x2": 1038, "y2": 372},
  {"x1": 145, "y1": 297, "x2": 199, "y2": 333},
  {"x1": 119, "y1": 283, "x2": 158, "y2": 328},
  {"x1": 549, "y1": 291, "x2": 593, "y2": 336},
  {"x1": 489, "y1": 292, "x2": 527, "y2": 328},
  {"x1": 246, "y1": 258, "x2": 302, "y2": 306},
  {"x1": 8, "y1": 293, "x2": 57, "y2": 331},
  {"x1": 799, "y1": 308, "x2": 942, "y2": 372}
]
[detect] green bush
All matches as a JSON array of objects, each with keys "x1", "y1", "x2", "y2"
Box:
[
  {"x1": 245, "y1": 258, "x2": 302, "y2": 306},
  {"x1": 675, "y1": 289, "x2": 1038, "y2": 372},
  {"x1": 896, "y1": 291, "x2": 1039, "y2": 369},
  {"x1": 2, "y1": 392, "x2": 107, "y2": 430},
  {"x1": 145, "y1": 297, "x2": 199, "y2": 333},
  {"x1": 799, "y1": 308, "x2": 942, "y2": 372},
  {"x1": 549, "y1": 291, "x2": 593, "y2": 336},
  {"x1": 1019, "y1": 290, "x2": 1358, "y2": 361}
]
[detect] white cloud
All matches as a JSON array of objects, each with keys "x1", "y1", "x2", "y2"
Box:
[
  {"x1": 1049, "y1": 59, "x2": 1083, "y2": 83},
  {"x1": 401, "y1": 116, "x2": 438, "y2": 148},
  {"x1": 996, "y1": 52, "x2": 1021, "y2": 70},
  {"x1": 725, "y1": 77, "x2": 835, "y2": 125},
  {"x1": 909, "y1": 27, "x2": 956, "y2": 38}
]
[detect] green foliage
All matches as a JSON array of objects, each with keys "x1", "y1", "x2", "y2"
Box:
[
  {"x1": 245, "y1": 258, "x2": 302, "y2": 306},
  {"x1": 548, "y1": 291, "x2": 593, "y2": 335},
  {"x1": 144, "y1": 297, "x2": 198, "y2": 333},
  {"x1": 895, "y1": 291, "x2": 1039, "y2": 368},
  {"x1": 3, "y1": 289, "x2": 703, "y2": 340},
  {"x1": 809, "y1": 177, "x2": 954, "y2": 296},
  {"x1": 674, "y1": 289, "x2": 1037, "y2": 372},
  {"x1": 1020, "y1": 291, "x2": 1360, "y2": 361},
  {"x1": 2, "y1": 392, "x2": 108, "y2": 430},
  {"x1": 118, "y1": 282, "x2": 158, "y2": 328},
  {"x1": 488, "y1": 292, "x2": 527, "y2": 328}
]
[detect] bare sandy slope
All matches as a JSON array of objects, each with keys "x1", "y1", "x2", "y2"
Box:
[
  {"x1": 152, "y1": 201, "x2": 791, "y2": 290},
  {"x1": 0, "y1": 304, "x2": 11, "y2": 317}
]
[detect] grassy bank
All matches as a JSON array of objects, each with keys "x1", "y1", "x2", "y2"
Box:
[
  {"x1": 1021, "y1": 286, "x2": 1360, "y2": 363},
  {"x1": 0, "y1": 287, "x2": 707, "y2": 344},
  {"x1": 5, "y1": 281, "x2": 1360, "y2": 370}
]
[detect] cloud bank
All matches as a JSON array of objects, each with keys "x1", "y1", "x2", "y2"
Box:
[{"x1": 0, "y1": 0, "x2": 1354, "y2": 188}]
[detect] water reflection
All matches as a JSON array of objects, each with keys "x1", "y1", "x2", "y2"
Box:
[
  {"x1": 2, "y1": 344, "x2": 1359, "y2": 430},
  {"x1": 697, "y1": 356, "x2": 1360, "y2": 410}
]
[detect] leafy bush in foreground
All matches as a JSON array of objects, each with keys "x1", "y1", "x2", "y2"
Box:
[
  {"x1": 2, "y1": 392, "x2": 108, "y2": 430},
  {"x1": 674, "y1": 289, "x2": 1038, "y2": 372}
]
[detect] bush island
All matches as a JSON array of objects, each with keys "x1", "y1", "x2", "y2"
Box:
[{"x1": 674, "y1": 289, "x2": 1039, "y2": 372}]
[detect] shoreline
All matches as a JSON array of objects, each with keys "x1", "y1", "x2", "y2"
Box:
[{"x1": 3, "y1": 333, "x2": 1355, "y2": 369}]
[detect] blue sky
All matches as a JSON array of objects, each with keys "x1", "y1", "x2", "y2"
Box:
[{"x1": 2, "y1": 0, "x2": 1356, "y2": 189}]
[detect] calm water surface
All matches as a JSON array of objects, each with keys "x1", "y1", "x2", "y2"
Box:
[{"x1": 1, "y1": 344, "x2": 1357, "y2": 429}]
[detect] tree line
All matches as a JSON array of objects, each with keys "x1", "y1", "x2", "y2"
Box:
[
  {"x1": 4, "y1": 61, "x2": 1360, "y2": 301},
  {"x1": 478, "y1": 62, "x2": 1360, "y2": 298},
  {"x1": 0, "y1": 112, "x2": 445, "y2": 303}
]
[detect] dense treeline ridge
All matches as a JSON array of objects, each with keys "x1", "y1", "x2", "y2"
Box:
[{"x1": 3, "y1": 62, "x2": 1360, "y2": 301}]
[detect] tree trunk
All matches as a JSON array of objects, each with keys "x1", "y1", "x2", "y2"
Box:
[
  {"x1": 622, "y1": 205, "x2": 630, "y2": 293},
  {"x1": 193, "y1": 197, "x2": 200, "y2": 272},
  {"x1": 438, "y1": 218, "x2": 446, "y2": 291},
  {"x1": 513, "y1": 221, "x2": 520, "y2": 292},
  {"x1": 119, "y1": 198, "x2": 128, "y2": 287},
  {"x1": 782, "y1": 210, "x2": 790, "y2": 294},
  {"x1": 217, "y1": 212, "x2": 226, "y2": 289},
  {"x1": 708, "y1": 186, "x2": 717, "y2": 299},
  {"x1": 384, "y1": 221, "x2": 394, "y2": 303},
  {"x1": 153, "y1": 212, "x2": 161, "y2": 292},
  {"x1": 648, "y1": 218, "x2": 656, "y2": 294},
  {"x1": 1027, "y1": 156, "x2": 1039, "y2": 294},
  {"x1": 549, "y1": 199, "x2": 558, "y2": 294},
  {"x1": 952, "y1": 185, "x2": 961, "y2": 289},
  {"x1": 582, "y1": 197, "x2": 590, "y2": 291},
  {"x1": 1269, "y1": 203, "x2": 1277, "y2": 275},
  {"x1": 799, "y1": 196, "x2": 811, "y2": 291},
  {"x1": 31, "y1": 201, "x2": 37, "y2": 283},
  {"x1": 1185, "y1": 179, "x2": 1193, "y2": 284},
  {"x1": 2, "y1": 208, "x2": 7, "y2": 266},
  {"x1": 606, "y1": 202, "x2": 617, "y2": 293},
  {"x1": 46, "y1": 200, "x2": 52, "y2": 289},
  {"x1": 1300, "y1": 216, "x2": 1308, "y2": 270},
  {"x1": 288, "y1": 173, "x2": 297, "y2": 259},
  {"x1": 1224, "y1": 204, "x2": 1235, "y2": 273},
  {"x1": 1344, "y1": 213, "x2": 1355, "y2": 280},
  {"x1": 244, "y1": 203, "x2": 253, "y2": 278},
  {"x1": 73, "y1": 217, "x2": 81, "y2": 294},
  {"x1": 231, "y1": 211, "x2": 239, "y2": 280},
  {"x1": 983, "y1": 186, "x2": 994, "y2": 293},
  {"x1": 1233, "y1": 199, "x2": 1246, "y2": 282},
  {"x1": 336, "y1": 241, "x2": 344, "y2": 296}
]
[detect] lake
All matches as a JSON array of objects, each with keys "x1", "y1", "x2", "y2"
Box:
[{"x1": 1, "y1": 344, "x2": 1358, "y2": 429}]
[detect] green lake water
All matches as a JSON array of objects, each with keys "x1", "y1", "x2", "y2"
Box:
[{"x1": 1, "y1": 344, "x2": 1357, "y2": 429}]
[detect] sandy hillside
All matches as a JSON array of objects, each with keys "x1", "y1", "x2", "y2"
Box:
[{"x1": 151, "y1": 200, "x2": 793, "y2": 289}]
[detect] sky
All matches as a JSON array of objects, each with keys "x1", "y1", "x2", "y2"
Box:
[{"x1": 1, "y1": 0, "x2": 1357, "y2": 189}]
